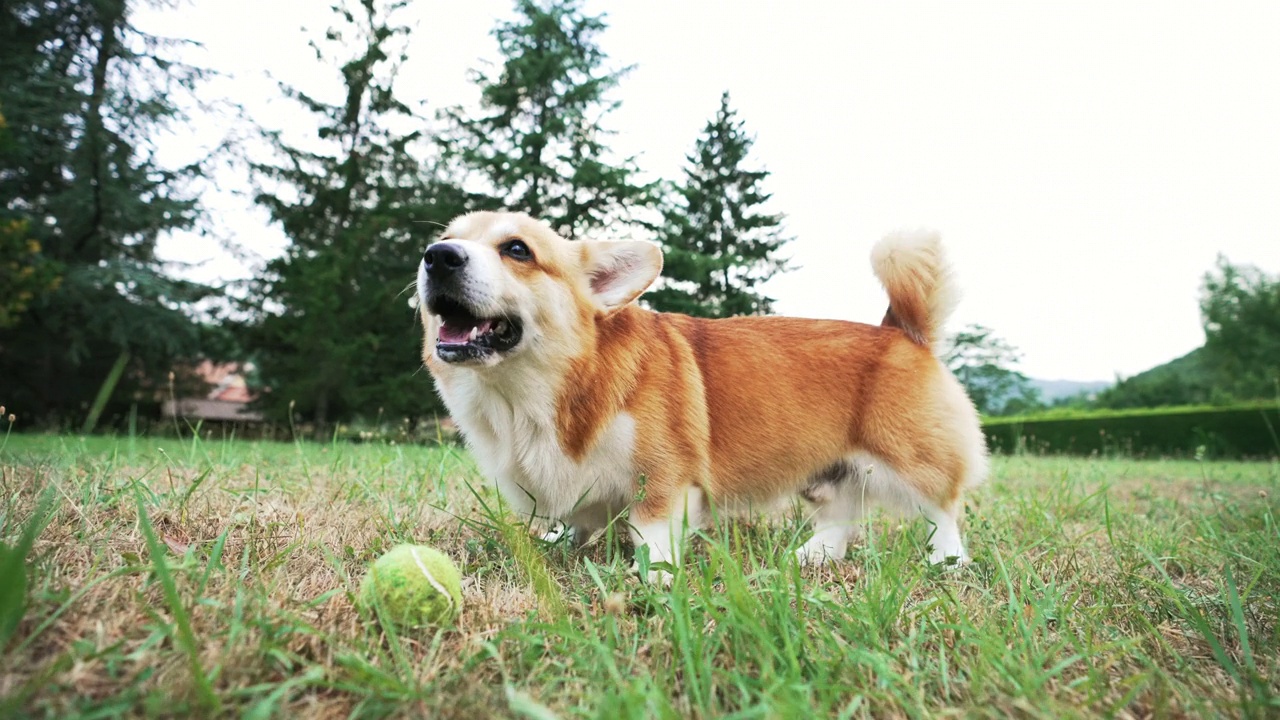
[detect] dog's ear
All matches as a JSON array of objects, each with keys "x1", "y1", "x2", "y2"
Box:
[{"x1": 581, "y1": 241, "x2": 663, "y2": 311}]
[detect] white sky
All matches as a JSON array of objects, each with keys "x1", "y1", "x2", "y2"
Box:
[{"x1": 139, "y1": 0, "x2": 1280, "y2": 382}]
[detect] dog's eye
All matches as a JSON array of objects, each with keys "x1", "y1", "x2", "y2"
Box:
[{"x1": 501, "y1": 239, "x2": 533, "y2": 262}]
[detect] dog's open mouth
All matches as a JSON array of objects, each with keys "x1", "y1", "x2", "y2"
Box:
[{"x1": 429, "y1": 295, "x2": 523, "y2": 363}]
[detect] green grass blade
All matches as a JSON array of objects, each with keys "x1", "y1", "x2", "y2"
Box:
[
  {"x1": 132, "y1": 486, "x2": 220, "y2": 713},
  {"x1": 0, "y1": 483, "x2": 57, "y2": 650}
]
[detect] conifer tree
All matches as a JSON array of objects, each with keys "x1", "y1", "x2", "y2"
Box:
[
  {"x1": 439, "y1": 0, "x2": 653, "y2": 239},
  {"x1": 245, "y1": 0, "x2": 457, "y2": 428},
  {"x1": 0, "y1": 0, "x2": 218, "y2": 426},
  {"x1": 647, "y1": 92, "x2": 791, "y2": 318}
]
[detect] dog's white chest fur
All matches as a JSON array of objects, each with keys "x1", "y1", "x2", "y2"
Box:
[{"x1": 439, "y1": 369, "x2": 636, "y2": 522}]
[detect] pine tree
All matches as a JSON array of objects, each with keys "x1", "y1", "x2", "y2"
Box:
[
  {"x1": 647, "y1": 92, "x2": 791, "y2": 318},
  {"x1": 0, "y1": 0, "x2": 219, "y2": 426},
  {"x1": 439, "y1": 0, "x2": 653, "y2": 239},
  {"x1": 244, "y1": 0, "x2": 458, "y2": 429}
]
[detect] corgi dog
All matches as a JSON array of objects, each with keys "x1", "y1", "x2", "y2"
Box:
[{"x1": 417, "y1": 211, "x2": 988, "y2": 582}]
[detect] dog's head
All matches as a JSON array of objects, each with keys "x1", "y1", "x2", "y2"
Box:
[{"x1": 417, "y1": 211, "x2": 663, "y2": 368}]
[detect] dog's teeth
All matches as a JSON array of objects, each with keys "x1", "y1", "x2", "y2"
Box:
[
  {"x1": 469, "y1": 327, "x2": 478, "y2": 341},
  {"x1": 494, "y1": 320, "x2": 508, "y2": 335}
]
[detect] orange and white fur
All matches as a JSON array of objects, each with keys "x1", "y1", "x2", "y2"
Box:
[{"x1": 417, "y1": 211, "x2": 987, "y2": 582}]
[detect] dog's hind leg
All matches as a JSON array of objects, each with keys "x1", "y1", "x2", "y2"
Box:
[
  {"x1": 920, "y1": 498, "x2": 969, "y2": 567},
  {"x1": 855, "y1": 454, "x2": 973, "y2": 568},
  {"x1": 796, "y1": 460, "x2": 867, "y2": 566},
  {"x1": 628, "y1": 485, "x2": 704, "y2": 586}
]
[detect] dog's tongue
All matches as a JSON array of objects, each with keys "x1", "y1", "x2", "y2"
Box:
[{"x1": 438, "y1": 318, "x2": 493, "y2": 344}]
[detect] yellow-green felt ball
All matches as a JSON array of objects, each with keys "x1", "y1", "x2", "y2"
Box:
[{"x1": 358, "y1": 544, "x2": 463, "y2": 628}]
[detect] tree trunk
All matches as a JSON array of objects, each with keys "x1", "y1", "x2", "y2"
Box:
[
  {"x1": 315, "y1": 390, "x2": 329, "y2": 439},
  {"x1": 73, "y1": 0, "x2": 124, "y2": 259}
]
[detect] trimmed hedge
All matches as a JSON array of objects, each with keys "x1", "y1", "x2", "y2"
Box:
[{"x1": 982, "y1": 403, "x2": 1280, "y2": 459}]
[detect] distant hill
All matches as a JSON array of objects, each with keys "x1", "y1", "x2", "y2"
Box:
[
  {"x1": 1030, "y1": 378, "x2": 1112, "y2": 402},
  {"x1": 1091, "y1": 347, "x2": 1214, "y2": 408}
]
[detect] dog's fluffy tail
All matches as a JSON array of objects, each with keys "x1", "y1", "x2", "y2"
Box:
[{"x1": 871, "y1": 229, "x2": 958, "y2": 351}]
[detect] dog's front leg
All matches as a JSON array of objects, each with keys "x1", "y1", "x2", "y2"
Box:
[
  {"x1": 537, "y1": 521, "x2": 597, "y2": 548},
  {"x1": 538, "y1": 504, "x2": 615, "y2": 547},
  {"x1": 539, "y1": 521, "x2": 578, "y2": 545},
  {"x1": 628, "y1": 486, "x2": 703, "y2": 587}
]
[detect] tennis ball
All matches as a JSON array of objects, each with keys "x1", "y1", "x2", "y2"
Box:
[{"x1": 358, "y1": 544, "x2": 463, "y2": 629}]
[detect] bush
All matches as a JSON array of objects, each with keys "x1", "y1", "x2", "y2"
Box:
[{"x1": 982, "y1": 403, "x2": 1280, "y2": 459}]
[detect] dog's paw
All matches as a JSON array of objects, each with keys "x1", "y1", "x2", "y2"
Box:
[
  {"x1": 629, "y1": 561, "x2": 674, "y2": 588},
  {"x1": 795, "y1": 542, "x2": 843, "y2": 567},
  {"x1": 929, "y1": 550, "x2": 971, "y2": 572},
  {"x1": 539, "y1": 523, "x2": 576, "y2": 545},
  {"x1": 648, "y1": 568, "x2": 675, "y2": 587}
]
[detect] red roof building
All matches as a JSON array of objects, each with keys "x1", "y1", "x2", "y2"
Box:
[{"x1": 161, "y1": 361, "x2": 264, "y2": 423}]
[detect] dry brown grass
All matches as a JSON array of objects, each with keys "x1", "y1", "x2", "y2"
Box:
[{"x1": 1, "y1": 436, "x2": 1278, "y2": 718}]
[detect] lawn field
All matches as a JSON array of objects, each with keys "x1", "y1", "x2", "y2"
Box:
[{"x1": 2, "y1": 433, "x2": 1278, "y2": 718}]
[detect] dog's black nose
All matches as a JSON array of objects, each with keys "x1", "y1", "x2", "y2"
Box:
[{"x1": 423, "y1": 243, "x2": 468, "y2": 277}]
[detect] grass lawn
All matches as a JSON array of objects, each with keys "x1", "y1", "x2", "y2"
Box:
[{"x1": 2, "y1": 433, "x2": 1278, "y2": 718}]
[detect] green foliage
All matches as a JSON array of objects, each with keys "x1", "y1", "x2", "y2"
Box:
[
  {"x1": 0, "y1": 218, "x2": 61, "y2": 329},
  {"x1": 983, "y1": 402, "x2": 1280, "y2": 459},
  {"x1": 0, "y1": 0, "x2": 220, "y2": 426},
  {"x1": 646, "y1": 92, "x2": 792, "y2": 318},
  {"x1": 944, "y1": 324, "x2": 1042, "y2": 416},
  {"x1": 1097, "y1": 257, "x2": 1279, "y2": 410},
  {"x1": 1200, "y1": 255, "x2": 1280, "y2": 401},
  {"x1": 438, "y1": 0, "x2": 654, "y2": 239},
  {"x1": 243, "y1": 0, "x2": 456, "y2": 428},
  {"x1": 1094, "y1": 348, "x2": 1215, "y2": 409}
]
